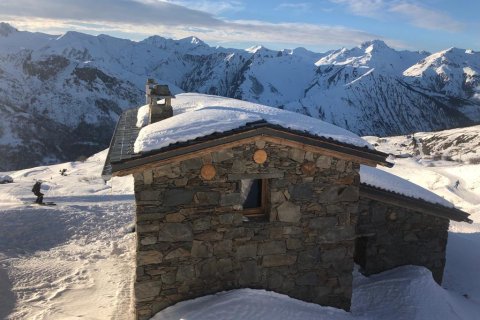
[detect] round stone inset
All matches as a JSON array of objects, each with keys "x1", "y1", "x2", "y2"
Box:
[
  {"x1": 200, "y1": 164, "x2": 216, "y2": 180},
  {"x1": 301, "y1": 161, "x2": 316, "y2": 176},
  {"x1": 253, "y1": 149, "x2": 268, "y2": 164}
]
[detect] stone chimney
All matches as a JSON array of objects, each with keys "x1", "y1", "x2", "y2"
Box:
[{"x1": 145, "y1": 79, "x2": 174, "y2": 124}]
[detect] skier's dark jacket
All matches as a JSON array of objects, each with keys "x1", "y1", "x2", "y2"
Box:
[{"x1": 32, "y1": 182, "x2": 41, "y2": 194}]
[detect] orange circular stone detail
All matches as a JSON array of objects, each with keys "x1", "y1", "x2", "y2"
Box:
[
  {"x1": 200, "y1": 164, "x2": 216, "y2": 180},
  {"x1": 253, "y1": 149, "x2": 268, "y2": 164},
  {"x1": 301, "y1": 161, "x2": 316, "y2": 176}
]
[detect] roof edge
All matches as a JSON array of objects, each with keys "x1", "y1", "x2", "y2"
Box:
[
  {"x1": 360, "y1": 183, "x2": 472, "y2": 223},
  {"x1": 110, "y1": 122, "x2": 391, "y2": 176},
  {"x1": 101, "y1": 113, "x2": 126, "y2": 181}
]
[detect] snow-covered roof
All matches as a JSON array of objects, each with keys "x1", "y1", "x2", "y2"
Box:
[
  {"x1": 134, "y1": 93, "x2": 373, "y2": 154},
  {"x1": 136, "y1": 105, "x2": 149, "y2": 128},
  {"x1": 360, "y1": 165, "x2": 453, "y2": 208}
]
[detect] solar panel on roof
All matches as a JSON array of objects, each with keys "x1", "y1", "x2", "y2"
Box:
[{"x1": 101, "y1": 107, "x2": 143, "y2": 179}]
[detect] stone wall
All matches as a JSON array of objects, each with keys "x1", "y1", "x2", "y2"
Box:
[
  {"x1": 133, "y1": 140, "x2": 360, "y2": 320},
  {"x1": 356, "y1": 197, "x2": 449, "y2": 283}
]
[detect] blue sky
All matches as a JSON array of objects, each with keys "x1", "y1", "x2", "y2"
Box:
[{"x1": 0, "y1": 0, "x2": 478, "y2": 52}]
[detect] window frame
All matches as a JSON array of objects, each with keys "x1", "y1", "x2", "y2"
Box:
[{"x1": 241, "y1": 178, "x2": 268, "y2": 217}]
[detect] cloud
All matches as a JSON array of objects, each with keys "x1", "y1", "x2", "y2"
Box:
[
  {"x1": 388, "y1": 2, "x2": 464, "y2": 32},
  {"x1": 7, "y1": 16, "x2": 386, "y2": 49},
  {"x1": 0, "y1": 0, "x2": 224, "y2": 27},
  {"x1": 221, "y1": 20, "x2": 382, "y2": 47},
  {"x1": 330, "y1": 0, "x2": 385, "y2": 18},
  {"x1": 0, "y1": 0, "x2": 391, "y2": 50},
  {"x1": 160, "y1": 0, "x2": 244, "y2": 15},
  {"x1": 331, "y1": 0, "x2": 464, "y2": 32},
  {"x1": 276, "y1": 2, "x2": 311, "y2": 12}
]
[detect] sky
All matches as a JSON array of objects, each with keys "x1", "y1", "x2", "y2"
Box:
[{"x1": 0, "y1": 0, "x2": 478, "y2": 53}]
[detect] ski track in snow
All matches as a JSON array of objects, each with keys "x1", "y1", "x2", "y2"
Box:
[
  {"x1": 0, "y1": 150, "x2": 136, "y2": 320},
  {"x1": 1, "y1": 129, "x2": 480, "y2": 319},
  {"x1": 0, "y1": 201, "x2": 136, "y2": 320},
  {"x1": 430, "y1": 167, "x2": 480, "y2": 206}
]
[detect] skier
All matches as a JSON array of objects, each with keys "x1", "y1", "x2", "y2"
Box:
[
  {"x1": 454, "y1": 180, "x2": 460, "y2": 189},
  {"x1": 32, "y1": 180, "x2": 44, "y2": 204}
]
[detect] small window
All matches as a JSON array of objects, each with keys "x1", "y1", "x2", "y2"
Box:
[{"x1": 240, "y1": 179, "x2": 267, "y2": 217}]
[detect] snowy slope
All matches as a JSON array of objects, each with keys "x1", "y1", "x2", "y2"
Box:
[
  {"x1": 363, "y1": 125, "x2": 480, "y2": 163},
  {"x1": 1, "y1": 23, "x2": 479, "y2": 170},
  {"x1": 1, "y1": 124, "x2": 480, "y2": 319},
  {"x1": 0, "y1": 150, "x2": 135, "y2": 319}
]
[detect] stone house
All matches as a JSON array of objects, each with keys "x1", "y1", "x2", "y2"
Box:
[{"x1": 102, "y1": 81, "x2": 471, "y2": 320}]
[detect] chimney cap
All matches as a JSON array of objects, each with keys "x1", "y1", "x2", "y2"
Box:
[{"x1": 153, "y1": 84, "x2": 174, "y2": 97}]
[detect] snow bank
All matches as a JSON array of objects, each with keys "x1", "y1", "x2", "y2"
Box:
[
  {"x1": 0, "y1": 175, "x2": 13, "y2": 184},
  {"x1": 352, "y1": 265, "x2": 480, "y2": 320},
  {"x1": 152, "y1": 266, "x2": 480, "y2": 320},
  {"x1": 444, "y1": 232, "x2": 480, "y2": 304},
  {"x1": 152, "y1": 288, "x2": 354, "y2": 320},
  {"x1": 360, "y1": 165, "x2": 453, "y2": 207},
  {"x1": 135, "y1": 93, "x2": 372, "y2": 153},
  {"x1": 136, "y1": 105, "x2": 149, "y2": 128}
]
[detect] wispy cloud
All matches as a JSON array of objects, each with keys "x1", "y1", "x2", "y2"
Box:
[
  {"x1": 331, "y1": 0, "x2": 464, "y2": 32},
  {"x1": 160, "y1": 0, "x2": 245, "y2": 15},
  {"x1": 0, "y1": 0, "x2": 390, "y2": 50},
  {"x1": 0, "y1": 0, "x2": 224, "y2": 27},
  {"x1": 220, "y1": 20, "x2": 382, "y2": 47},
  {"x1": 389, "y1": 2, "x2": 464, "y2": 32},
  {"x1": 276, "y1": 2, "x2": 311, "y2": 12},
  {"x1": 330, "y1": 0, "x2": 385, "y2": 18}
]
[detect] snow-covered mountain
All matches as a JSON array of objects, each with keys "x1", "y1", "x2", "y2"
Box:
[{"x1": 0, "y1": 22, "x2": 479, "y2": 170}]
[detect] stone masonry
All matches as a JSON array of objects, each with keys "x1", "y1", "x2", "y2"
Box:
[
  {"x1": 133, "y1": 140, "x2": 360, "y2": 320},
  {"x1": 356, "y1": 197, "x2": 449, "y2": 283}
]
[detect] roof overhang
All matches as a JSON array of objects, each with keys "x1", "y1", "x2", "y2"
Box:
[
  {"x1": 109, "y1": 122, "x2": 392, "y2": 177},
  {"x1": 360, "y1": 184, "x2": 472, "y2": 223}
]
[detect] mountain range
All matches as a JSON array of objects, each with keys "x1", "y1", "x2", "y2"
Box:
[{"x1": 0, "y1": 22, "x2": 479, "y2": 171}]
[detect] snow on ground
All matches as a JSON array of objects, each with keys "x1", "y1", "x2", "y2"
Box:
[
  {"x1": 0, "y1": 150, "x2": 135, "y2": 320},
  {"x1": 154, "y1": 288, "x2": 356, "y2": 320},
  {"x1": 1, "y1": 125, "x2": 480, "y2": 320},
  {"x1": 134, "y1": 93, "x2": 373, "y2": 153},
  {"x1": 0, "y1": 175, "x2": 13, "y2": 184},
  {"x1": 154, "y1": 266, "x2": 480, "y2": 320}
]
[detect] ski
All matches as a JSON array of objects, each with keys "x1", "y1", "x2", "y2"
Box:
[{"x1": 31, "y1": 202, "x2": 57, "y2": 206}]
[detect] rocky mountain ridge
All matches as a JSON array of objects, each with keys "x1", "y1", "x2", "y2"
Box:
[{"x1": 0, "y1": 22, "x2": 479, "y2": 170}]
